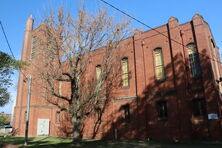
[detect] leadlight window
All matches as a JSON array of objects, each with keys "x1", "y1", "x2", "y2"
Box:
[
  {"x1": 187, "y1": 43, "x2": 201, "y2": 77},
  {"x1": 30, "y1": 36, "x2": 38, "y2": 60},
  {"x1": 59, "y1": 81, "x2": 62, "y2": 96},
  {"x1": 121, "y1": 57, "x2": 129, "y2": 87},
  {"x1": 154, "y1": 48, "x2": 165, "y2": 80},
  {"x1": 96, "y1": 65, "x2": 102, "y2": 80}
]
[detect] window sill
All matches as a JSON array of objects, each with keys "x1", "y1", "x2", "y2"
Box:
[
  {"x1": 155, "y1": 78, "x2": 166, "y2": 84},
  {"x1": 191, "y1": 75, "x2": 202, "y2": 80},
  {"x1": 157, "y1": 117, "x2": 168, "y2": 121},
  {"x1": 193, "y1": 115, "x2": 206, "y2": 119},
  {"x1": 121, "y1": 86, "x2": 130, "y2": 90},
  {"x1": 121, "y1": 121, "x2": 130, "y2": 125},
  {"x1": 192, "y1": 115, "x2": 206, "y2": 124}
]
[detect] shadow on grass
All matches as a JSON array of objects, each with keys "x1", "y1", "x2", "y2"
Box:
[{"x1": 1, "y1": 137, "x2": 222, "y2": 148}]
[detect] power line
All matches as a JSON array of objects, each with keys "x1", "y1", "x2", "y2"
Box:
[
  {"x1": 0, "y1": 21, "x2": 15, "y2": 59},
  {"x1": 99, "y1": 0, "x2": 222, "y2": 65},
  {"x1": 0, "y1": 20, "x2": 28, "y2": 79},
  {"x1": 99, "y1": 0, "x2": 165, "y2": 37}
]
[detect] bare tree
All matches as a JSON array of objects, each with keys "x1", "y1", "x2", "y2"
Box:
[{"x1": 32, "y1": 8, "x2": 131, "y2": 141}]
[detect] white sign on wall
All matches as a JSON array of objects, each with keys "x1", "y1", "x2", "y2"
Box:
[
  {"x1": 208, "y1": 114, "x2": 219, "y2": 120},
  {"x1": 37, "y1": 119, "x2": 50, "y2": 136}
]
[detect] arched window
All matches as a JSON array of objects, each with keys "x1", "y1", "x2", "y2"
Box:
[
  {"x1": 121, "y1": 57, "x2": 129, "y2": 87},
  {"x1": 187, "y1": 43, "x2": 201, "y2": 77},
  {"x1": 154, "y1": 48, "x2": 165, "y2": 80},
  {"x1": 96, "y1": 65, "x2": 102, "y2": 80},
  {"x1": 59, "y1": 81, "x2": 62, "y2": 96},
  {"x1": 30, "y1": 36, "x2": 38, "y2": 60}
]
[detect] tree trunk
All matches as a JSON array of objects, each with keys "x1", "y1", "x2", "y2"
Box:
[{"x1": 72, "y1": 115, "x2": 81, "y2": 143}]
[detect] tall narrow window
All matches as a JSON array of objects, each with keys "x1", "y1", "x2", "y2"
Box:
[
  {"x1": 96, "y1": 108, "x2": 102, "y2": 121},
  {"x1": 154, "y1": 48, "x2": 165, "y2": 80},
  {"x1": 96, "y1": 65, "x2": 102, "y2": 80},
  {"x1": 192, "y1": 98, "x2": 206, "y2": 117},
  {"x1": 156, "y1": 101, "x2": 168, "y2": 120},
  {"x1": 24, "y1": 111, "x2": 27, "y2": 122},
  {"x1": 187, "y1": 43, "x2": 201, "y2": 77},
  {"x1": 56, "y1": 111, "x2": 60, "y2": 123},
  {"x1": 121, "y1": 57, "x2": 129, "y2": 87},
  {"x1": 30, "y1": 36, "x2": 38, "y2": 60},
  {"x1": 211, "y1": 39, "x2": 216, "y2": 49},
  {"x1": 59, "y1": 81, "x2": 62, "y2": 96},
  {"x1": 121, "y1": 104, "x2": 130, "y2": 122},
  {"x1": 210, "y1": 39, "x2": 221, "y2": 80}
]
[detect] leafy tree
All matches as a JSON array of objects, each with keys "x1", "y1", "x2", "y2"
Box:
[
  {"x1": 0, "y1": 115, "x2": 8, "y2": 127},
  {"x1": 0, "y1": 51, "x2": 25, "y2": 107}
]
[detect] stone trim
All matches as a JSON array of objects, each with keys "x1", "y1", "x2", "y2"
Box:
[
  {"x1": 114, "y1": 95, "x2": 137, "y2": 101},
  {"x1": 14, "y1": 105, "x2": 57, "y2": 109},
  {"x1": 147, "y1": 89, "x2": 176, "y2": 100}
]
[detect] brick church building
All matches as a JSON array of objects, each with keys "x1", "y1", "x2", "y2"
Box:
[{"x1": 13, "y1": 14, "x2": 222, "y2": 141}]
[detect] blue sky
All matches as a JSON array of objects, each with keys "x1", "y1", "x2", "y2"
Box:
[{"x1": 0, "y1": 0, "x2": 222, "y2": 113}]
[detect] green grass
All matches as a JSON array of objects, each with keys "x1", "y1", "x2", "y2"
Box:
[{"x1": 0, "y1": 136, "x2": 222, "y2": 148}]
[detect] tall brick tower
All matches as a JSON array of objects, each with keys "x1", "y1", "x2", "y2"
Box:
[
  {"x1": 13, "y1": 16, "x2": 60, "y2": 137},
  {"x1": 13, "y1": 15, "x2": 33, "y2": 136}
]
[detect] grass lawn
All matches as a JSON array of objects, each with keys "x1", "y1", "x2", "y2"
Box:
[{"x1": 0, "y1": 136, "x2": 222, "y2": 148}]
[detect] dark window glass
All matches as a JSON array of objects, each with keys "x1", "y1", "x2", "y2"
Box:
[
  {"x1": 211, "y1": 39, "x2": 215, "y2": 48},
  {"x1": 193, "y1": 98, "x2": 206, "y2": 117},
  {"x1": 96, "y1": 108, "x2": 102, "y2": 121},
  {"x1": 122, "y1": 104, "x2": 130, "y2": 122},
  {"x1": 156, "y1": 101, "x2": 168, "y2": 119},
  {"x1": 24, "y1": 111, "x2": 27, "y2": 122}
]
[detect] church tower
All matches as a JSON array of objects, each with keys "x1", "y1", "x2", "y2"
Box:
[
  {"x1": 13, "y1": 15, "x2": 34, "y2": 136},
  {"x1": 13, "y1": 15, "x2": 61, "y2": 137}
]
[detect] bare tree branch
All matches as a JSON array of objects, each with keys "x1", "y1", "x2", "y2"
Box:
[{"x1": 32, "y1": 7, "x2": 132, "y2": 141}]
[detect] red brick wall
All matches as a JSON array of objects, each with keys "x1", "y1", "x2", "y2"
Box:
[{"x1": 13, "y1": 14, "x2": 222, "y2": 141}]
